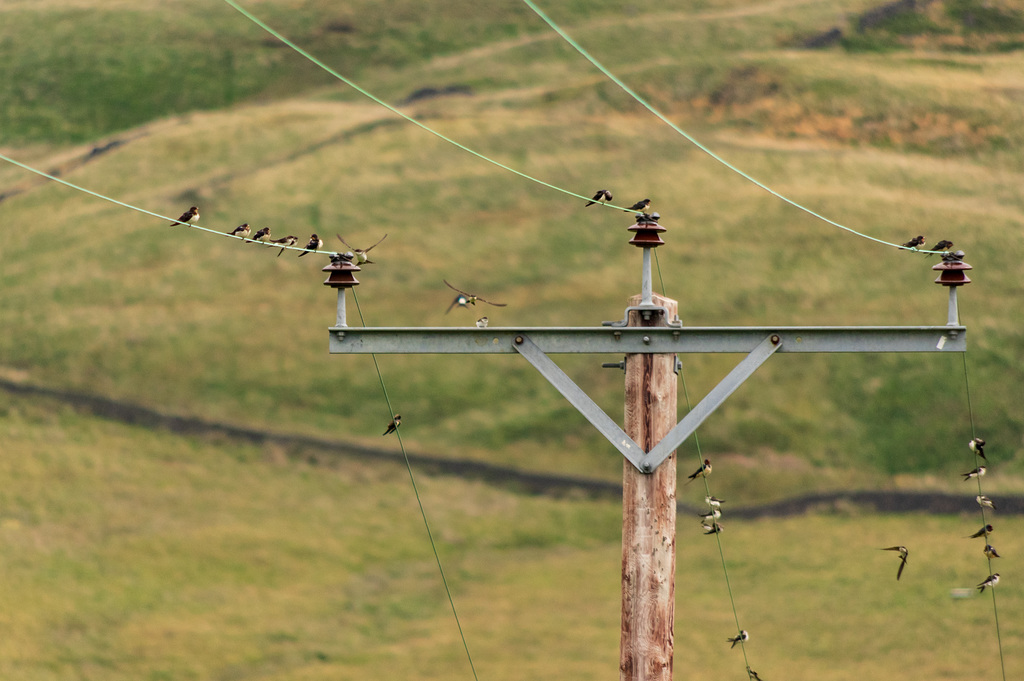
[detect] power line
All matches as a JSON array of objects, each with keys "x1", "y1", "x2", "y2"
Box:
[
  {"x1": 0, "y1": 151, "x2": 324, "y2": 255},
  {"x1": 518, "y1": 0, "x2": 948, "y2": 255}
]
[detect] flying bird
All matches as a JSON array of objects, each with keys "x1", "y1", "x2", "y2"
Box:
[
  {"x1": 686, "y1": 458, "x2": 711, "y2": 482},
  {"x1": 585, "y1": 189, "x2": 613, "y2": 207},
  {"x1": 382, "y1": 414, "x2": 401, "y2": 436},
  {"x1": 476, "y1": 317, "x2": 489, "y2": 328},
  {"x1": 269, "y1": 235, "x2": 298, "y2": 256},
  {"x1": 170, "y1": 206, "x2": 199, "y2": 227},
  {"x1": 977, "y1": 573, "x2": 999, "y2": 593},
  {"x1": 976, "y1": 495, "x2": 996, "y2": 511},
  {"x1": 298, "y1": 233, "x2": 323, "y2": 257},
  {"x1": 983, "y1": 544, "x2": 1001, "y2": 560},
  {"x1": 727, "y1": 631, "x2": 749, "y2": 648},
  {"x1": 336, "y1": 233, "x2": 387, "y2": 265},
  {"x1": 901, "y1": 235, "x2": 925, "y2": 249},
  {"x1": 967, "y1": 524, "x2": 994, "y2": 539},
  {"x1": 962, "y1": 465, "x2": 986, "y2": 481},
  {"x1": 251, "y1": 227, "x2": 272, "y2": 244},
  {"x1": 444, "y1": 280, "x2": 508, "y2": 314},
  {"x1": 926, "y1": 239, "x2": 953, "y2": 253},
  {"x1": 881, "y1": 546, "x2": 909, "y2": 581},
  {"x1": 623, "y1": 198, "x2": 652, "y2": 213},
  {"x1": 969, "y1": 437, "x2": 986, "y2": 460},
  {"x1": 228, "y1": 223, "x2": 250, "y2": 239}
]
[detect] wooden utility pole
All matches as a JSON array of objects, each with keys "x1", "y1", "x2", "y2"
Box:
[{"x1": 621, "y1": 292, "x2": 678, "y2": 681}]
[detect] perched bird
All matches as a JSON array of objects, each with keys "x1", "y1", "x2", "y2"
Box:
[
  {"x1": 228, "y1": 223, "x2": 250, "y2": 239},
  {"x1": 702, "y1": 521, "x2": 723, "y2": 535},
  {"x1": 747, "y1": 668, "x2": 764, "y2": 681},
  {"x1": 976, "y1": 495, "x2": 996, "y2": 511},
  {"x1": 444, "y1": 280, "x2": 508, "y2": 314},
  {"x1": 881, "y1": 546, "x2": 909, "y2": 581},
  {"x1": 382, "y1": 415, "x2": 401, "y2": 436},
  {"x1": 476, "y1": 317, "x2": 489, "y2": 328},
  {"x1": 585, "y1": 189, "x2": 613, "y2": 207},
  {"x1": 977, "y1": 573, "x2": 1000, "y2": 593},
  {"x1": 624, "y1": 198, "x2": 652, "y2": 213},
  {"x1": 705, "y1": 496, "x2": 725, "y2": 508},
  {"x1": 962, "y1": 465, "x2": 986, "y2": 481},
  {"x1": 251, "y1": 226, "x2": 272, "y2": 244},
  {"x1": 269, "y1": 235, "x2": 298, "y2": 257},
  {"x1": 170, "y1": 206, "x2": 199, "y2": 227},
  {"x1": 969, "y1": 437, "x2": 986, "y2": 460},
  {"x1": 698, "y1": 508, "x2": 722, "y2": 520},
  {"x1": 901, "y1": 235, "x2": 925, "y2": 249},
  {"x1": 968, "y1": 524, "x2": 994, "y2": 539},
  {"x1": 727, "y1": 631, "x2": 749, "y2": 648},
  {"x1": 926, "y1": 239, "x2": 953, "y2": 253},
  {"x1": 298, "y1": 233, "x2": 323, "y2": 257},
  {"x1": 686, "y1": 458, "x2": 711, "y2": 482},
  {"x1": 984, "y1": 544, "x2": 1001, "y2": 560},
  {"x1": 336, "y1": 233, "x2": 387, "y2": 265}
]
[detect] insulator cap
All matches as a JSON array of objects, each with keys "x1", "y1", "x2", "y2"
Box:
[
  {"x1": 932, "y1": 250, "x2": 972, "y2": 287},
  {"x1": 628, "y1": 214, "x2": 666, "y2": 248},
  {"x1": 323, "y1": 252, "x2": 361, "y2": 288}
]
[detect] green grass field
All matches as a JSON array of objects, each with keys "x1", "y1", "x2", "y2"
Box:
[{"x1": 1, "y1": 0, "x2": 1023, "y2": 677}]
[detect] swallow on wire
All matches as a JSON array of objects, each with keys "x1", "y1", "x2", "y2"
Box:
[
  {"x1": 925, "y1": 239, "x2": 953, "y2": 254},
  {"x1": 984, "y1": 544, "x2": 1001, "y2": 559},
  {"x1": 444, "y1": 280, "x2": 508, "y2": 314},
  {"x1": 228, "y1": 223, "x2": 250, "y2": 239},
  {"x1": 977, "y1": 495, "x2": 996, "y2": 511},
  {"x1": 623, "y1": 198, "x2": 651, "y2": 214},
  {"x1": 962, "y1": 465, "x2": 986, "y2": 481},
  {"x1": 726, "y1": 630, "x2": 749, "y2": 648},
  {"x1": 251, "y1": 226, "x2": 272, "y2": 244},
  {"x1": 880, "y1": 546, "x2": 909, "y2": 581},
  {"x1": 698, "y1": 508, "x2": 722, "y2": 520},
  {"x1": 901, "y1": 235, "x2": 925, "y2": 249},
  {"x1": 476, "y1": 317, "x2": 489, "y2": 328},
  {"x1": 170, "y1": 206, "x2": 199, "y2": 227},
  {"x1": 702, "y1": 521, "x2": 723, "y2": 535},
  {"x1": 977, "y1": 573, "x2": 999, "y2": 593},
  {"x1": 747, "y1": 668, "x2": 764, "y2": 681},
  {"x1": 969, "y1": 437, "x2": 986, "y2": 460},
  {"x1": 686, "y1": 458, "x2": 711, "y2": 482},
  {"x1": 382, "y1": 414, "x2": 401, "y2": 436},
  {"x1": 585, "y1": 189, "x2": 613, "y2": 207},
  {"x1": 269, "y1": 235, "x2": 298, "y2": 257},
  {"x1": 336, "y1": 233, "x2": 387, "y2": 265},
  {"x1": 705, "y1": 496, "x2": 725, "y2": 508},
  {"x1": 298, "y1": 233, "x2": 323, "y2": 257},
  {"x1": 967, "y1": 524, "x2": 993, "y2": 539}
]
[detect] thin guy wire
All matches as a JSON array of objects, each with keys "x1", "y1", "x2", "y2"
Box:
[
  {"x1": 351, "y1": 289, "x2": 481, "y2": 681},
  {"x1": 0, "y1": 151, "x2": 320, "y2": 255},
  {"x1": 519, "y1": 0, "x2": 946, "y2": 255},
  {"x1": 218, "y1": 0, "x2": 643, "y2": 214},
  {"x1": 678, "y1": 363, "x2": 751, "y2": 673},
  {"x1": 961, "y1": 350, "x2": 1007, "y2": 681}
]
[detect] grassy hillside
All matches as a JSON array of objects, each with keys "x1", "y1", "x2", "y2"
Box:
[
  {"x1": 0, "y1": 391, "x2": 1019, "y2": 680},
  {"x1": 1, "y1": 4, "x2": 1023, "y2": 485}
]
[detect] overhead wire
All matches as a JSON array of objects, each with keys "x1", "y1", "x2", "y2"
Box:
[
  {"x1": 0, "y1": 151, "x2": 325, "y2": 255},
  {"x1": 351, "y1": 288, "x2": 481, "y2": 681},
  {"x1": 518, "y1": 0, "x2": 947, "y2": 255}
]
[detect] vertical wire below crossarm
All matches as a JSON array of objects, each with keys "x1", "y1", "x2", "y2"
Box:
[
  {"x1": 961, "y1": 351, "x2": 1007, "y2": 681},
  {"x1": 350, "y1": 289, "x2": 480, "y2": 681}
]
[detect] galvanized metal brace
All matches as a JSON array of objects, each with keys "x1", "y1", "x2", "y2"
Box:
[{"x1": 329, "y1": 322, "x2": 966, "y2": 473}]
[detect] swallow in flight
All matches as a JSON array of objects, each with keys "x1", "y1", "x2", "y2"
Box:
[
  {"x1": 336, "y1": 233, "x2": 387, "y2": 265},
  {"x1": 444, "y1": 280, "x2": 507, "y2": 314},
  {"x1": 881, "y1": 546, "x2": 909, "y2": 581}
]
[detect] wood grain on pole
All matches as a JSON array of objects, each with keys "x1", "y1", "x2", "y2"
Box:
[{"x1": 621, "y1": 292, "x2": 679, "y2": 681}]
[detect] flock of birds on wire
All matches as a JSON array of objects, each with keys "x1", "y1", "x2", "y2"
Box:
[{"x1": 173, "y1": 187, "x2": 979, "y2": 681}]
